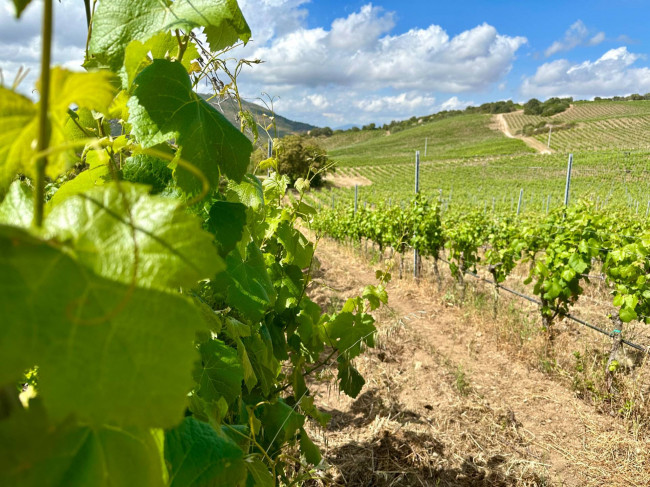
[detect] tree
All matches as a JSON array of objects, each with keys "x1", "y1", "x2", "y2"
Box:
[{"x1": 277, "y1": 135, "x2": 332, "y2": 187}]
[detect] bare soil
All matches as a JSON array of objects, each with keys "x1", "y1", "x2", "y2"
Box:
[
  {"x1": 493, "y1": 113, "x2": 554, "y2": 155},
  {"x1": 304, "y1": 238, "x2": 649, "y2": 486},
  {"x1": 324, "y1": 174, "x2": 373, "y2": 188}
]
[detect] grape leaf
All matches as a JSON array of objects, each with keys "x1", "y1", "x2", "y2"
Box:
[
  {"x1": 208, "y1": 200, "x2": 247, "y2": 257},
  {"x1": 128, "y1": 60, "x2": 252, "y2": 193},
  {"x1": 212, "y1": 242, "x2": 277, "y2": 322},
  {"x1": 165, "y1": 418, "x2": 247, "y2": 487},
  {"x1": 0, "y1": 70, "x2": 116, "y2": 190},
  {"x1": 121, "y1": 152, "x2": 173, "y2": 194},
  {"x1": 245, "y1": 459, "x2": 274, "y2": 487},
  {"x1": 194, "y1": 338, "x2": 244, "y2": 406},
  {"x1": 325, "y1": 311, "x2": 376, "y2": 359},
  {"x1": 48, "y1": 150, "x2": 111, "y2": 207},
  {"x1": 0, "y1": 400, "x2": 165, "y2": 487},
  {"x1": 259, "y1": 398, "x2": 304, "y2": 452},
  {"x1": 0, "y1": 225, "x2": 201, "y2": 427},
  {"x1": 299, "y1": 428, "x2": 322, "y2": 465},
  {"x1": 87, "y1": 0, "x2": 251, "y2": 71},
  {"x1": 337, "y1": 357, "x2": 365, "y2": 398},
  {"x1": 276, "y1": 221, "x2": 313, "y2": 269},
  {"x1": 45, "y1": 183, "x2": 222, "y2": 292},
  {"x1": 0, "y1": 180, "x2": 33, "y2": 227},
  {"x1": 12, "y1": 0, "x2": 32, "y2": 18}
]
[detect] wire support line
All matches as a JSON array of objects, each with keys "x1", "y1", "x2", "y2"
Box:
[{"x1": 436, "y1": 257, "x2": 649, "y2": 354}]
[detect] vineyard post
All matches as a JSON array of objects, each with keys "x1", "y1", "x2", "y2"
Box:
[
  {"x1": 424, "y1": 137, "x2": 428, "y2": 157},
  {"x1": 510, "y1": 196, "x2": 514, "y2": 212},
  {"x1": 414, "y1": 150, "x2": 420, "y2": 278},
  {"x1": 546, "y1": 194, "x2": 551, "y2": 214},
  {"x1": 646, "y1": 200, "x2": 650, "y2": 218},
  {"x1": 492, "y1": 197, "x2": 495, "y2": 213},
  {"x1": 635, "y1": 201, "x2": 639, "y2": 214},
  {"x1": 354, "y1": 184, "x2": 358, "y2": 215},
  {"x1": 564, "y1": 153, "x2": 573, "y2": 207},
  {"x1": 516, "y1": 188, "x2": 523, "y2": 216}
]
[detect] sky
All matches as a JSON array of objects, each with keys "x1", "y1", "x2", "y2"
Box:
[{"x1": 2, "y1": 0, "x2": 650, "y2": 127}]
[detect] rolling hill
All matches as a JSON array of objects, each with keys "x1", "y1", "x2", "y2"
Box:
[{"x1": 200, "y1": 95, "x2": 317, "y2": 140}]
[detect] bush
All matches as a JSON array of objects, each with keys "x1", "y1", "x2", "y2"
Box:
[
  {"x1": 309, "y1": 126, "x2": 333, "y2": 137},
  {"x1": 277, "y1": 135, "x2": 332, "y2": 187}
]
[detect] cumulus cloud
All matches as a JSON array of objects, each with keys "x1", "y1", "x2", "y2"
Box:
[
  {"x1": 544, "y1": 20, "x2": 605, "y2": 57},
  {"x1": 439, "y1": 96, "x2": 474, "y2": 111},
  {"x1": 522, "y1": 47, "x2": 650, "y2": 98},
  {"x1": 1, "y1": 1, "x2": 87, "y2": 94},
  {"x1": 241, "y1": 6, "x2": 526, "y2": 93}
]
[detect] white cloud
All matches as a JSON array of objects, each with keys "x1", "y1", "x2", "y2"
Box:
[
  {"x1": 439, "y1": 96, "x2": 473, "y2": 111},
  {"x1": 241, "y1": 9, "x2": 526, "y2": 93},
  {"x1": 1, "y1": 0, "x2": 87, "y2": 95},
  {"x1": 522, "y1": 47, "x2": 650, "y2": 98},
  {"x1": 544, "y1": 20, "x2": 605, "y2": 57},
  {"x1": 355, "y1": 92, "x2": 436, "y2": 113}
]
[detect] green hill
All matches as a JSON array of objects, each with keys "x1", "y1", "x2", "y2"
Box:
[
  {"x1": 200, "y1": 95, "x2": 317, "y2": 140},
  {"x1": 503, "y1": 100, "x2": 650, "y2": 151},
  {"x1": 310, "y1": 113, "x2": 534, "y2": 167}
]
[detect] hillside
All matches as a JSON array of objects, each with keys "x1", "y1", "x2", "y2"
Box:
[
  {"x1": 309, "y1": 113, "x2": 534, "y2": 167},
  {"x1": 503, "y1": 100, "x2": 650, "y2": 151},
  {"x1": 200, "y1": 95, "x2": 316, "y2": 139}
]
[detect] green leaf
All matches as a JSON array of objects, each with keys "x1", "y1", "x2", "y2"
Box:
[
  {"x1": 12, "y1": 0, "x2": 32, "y2": 18},
  {"x1": 121, "y1": 152, "x2": 173, "y2": 194},
  {"x1": 325, "y1": 312, "x2": 376, "y2": 359},
  {"x1": 299, "y1": 428, "x2": 322, "y2": 465},
  {"x1": 213, "y1": 242, "x2": 277, "y2": 322},
  {"x1": 245, "y1": 459, "x2": 274, "y2": 487},
  {"x1": 128, "y1": 59, "x2": 252, "y2": 193},
  {"x1": 0, "y1": 70, "x2": 116, "y2": 189},
  {"x1": 619, "y1": 305, "x2": 637, "y2": 323},
  {"x1": 227, "y1": 175, "x2": 265, "y2": 211},
  {"x1": 194, "y1": 338, "x2": 244, "y2": 406},
  {"x1": 0, "y1": 225, "x2": 200, "y2": 427},
  {"x1": 337, "y1": 358, "x2": 365, "y2": 398},
  {"x1": 48, "y1": 150, "x2": 111, "y2": 207},
  {"x1": 0, "y1": 180, "x2": 33, "y2": 227},
  {"x1": 45, "y1": 183, "x2": 223, "y2": 292},
  {"x1": 165, "y1": 418, "x2": 247, "y2": 487},
  {"x1": 0, "y1": 400, "x2": 165, "y2": 487},
  {"x1": 259, "y1": 399, "x2": 304, "y2": 451},
  {"x1": 362, "y1": 284, "x2": 388, "y2": 311},
  {"x1": 208, "y1": 201, "x2": 247, "y2": 257},
  {"x1": 543, "y1": 280, "x2": 563, "y2": 300},
  {"x1": 276, "y1": 221, "x2": 313, "y2": 269},
  {"x1": 88, "y1": 0, "x2": 251, "y2": 71}
]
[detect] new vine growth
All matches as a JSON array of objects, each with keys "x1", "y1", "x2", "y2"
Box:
[{"x1": 0, "y1": 1, "x2": 386, "y2": 485}]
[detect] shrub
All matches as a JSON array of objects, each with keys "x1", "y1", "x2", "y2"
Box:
[{"x1": 277, "y1": 135, "x2": 332, "y2": 187}]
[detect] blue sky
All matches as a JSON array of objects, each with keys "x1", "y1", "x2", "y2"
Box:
[{"x1": 3, "y1": 0, "x2": 650, "y2": 127}]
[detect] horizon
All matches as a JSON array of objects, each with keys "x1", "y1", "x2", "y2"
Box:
[{"x1": 2, "y1": 0, "x2": 650, "y2": 127}]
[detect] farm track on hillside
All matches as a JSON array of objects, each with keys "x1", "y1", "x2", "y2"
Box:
[
  {"x1": 305, "y1": 238, "x2": 648, "y2": 486},
  {"x1": 494, "y1": 113, "x2": 553, "y2": 154}
]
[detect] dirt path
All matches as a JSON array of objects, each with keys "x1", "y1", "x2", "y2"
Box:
[
  {"x1": 494, "y1": 113, "x2": 554, "y2": 154},
  {"x1": 305, "y1": 240, "x2": 647, "y2": 486}
]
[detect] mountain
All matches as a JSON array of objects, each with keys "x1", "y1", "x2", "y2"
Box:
[{"x1": 200, "y1": 95, "x2": 317, "y2": 140}]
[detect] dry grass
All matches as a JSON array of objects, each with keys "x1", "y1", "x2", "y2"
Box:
[{"x1": 299, "y1": 236, "x2": 650, "y2": 486}]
